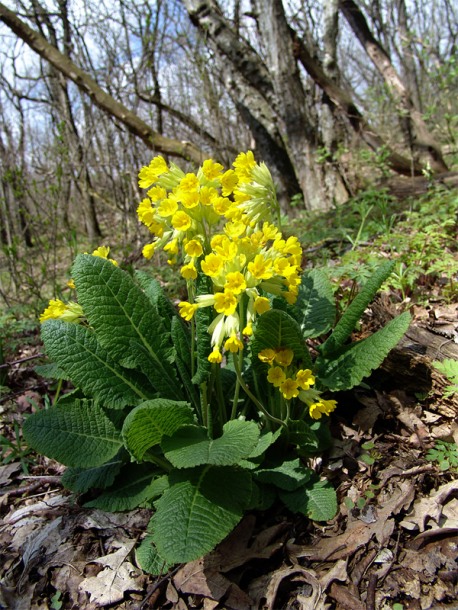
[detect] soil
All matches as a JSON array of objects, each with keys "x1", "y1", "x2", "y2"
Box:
[{"x1": 1, "y1": 298, "x2": 457, "y2": 610}]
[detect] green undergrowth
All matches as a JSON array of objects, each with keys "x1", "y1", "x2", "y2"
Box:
[{"x1": 290, "y1": 186, "x2": 458, "y2": 304}]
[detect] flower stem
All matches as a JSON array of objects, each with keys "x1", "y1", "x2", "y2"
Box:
[{"x1": 232, "y1": 354, "x2": 286, "y2": 428}]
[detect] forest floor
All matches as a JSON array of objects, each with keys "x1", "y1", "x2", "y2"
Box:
[
  {"x1": 1, "y1": 292, "x2": 458, "y2": 610},
  {"x1": 1, "y1": 185, "x2": 458, "y2": 610}
]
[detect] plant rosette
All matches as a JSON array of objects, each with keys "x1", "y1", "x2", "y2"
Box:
[{"x1": 25, "y1": 152, "x2": 411, "y2": 573}]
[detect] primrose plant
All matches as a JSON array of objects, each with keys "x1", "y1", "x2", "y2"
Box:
[{"x1": 25, "y1": 152, "x2": 411, "y2": 572}]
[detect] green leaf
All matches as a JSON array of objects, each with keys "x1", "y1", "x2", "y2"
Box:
[
  {"x1": 286, "y1": 420, "x2": 320, "y2": 452},
  {"x1": 61, "y1": 457, "x2": 123, "y2": 493},
  {"x1": 84, "y1": 465, "x2": 168, "y2": 511},
  {"x1": 434, "y1": 342, "x2": 458, "y2": 394},
  {"x1": 321, "y1": 261, "x2": 395, "y2": 356},
  {"x1": 192, "y1": 275, "x2": 213, "y2": 385},
  {"x1": 136, "y1": 535, "x2": 173, "y2": 576},
  {"x1": 135, "y1": 271, "x2": 178, "y2": 332},
  {"x1": 254, "y1": 458, "x2": 312, "y2": 491},
  {"x1": 23, "y1": 399, "x2": 122, "y2": 468},
  {"x1": 171, "y1": 317, "x2": 200, "y2": 409},
  {"x1": 34, "y1": 363, "x2": 69, "y2": 380},
  {"x1": 72, "y1": 254, "x2": 181, "y2": 399},
  {"x1": 315, "y1": 311, "x2": 411, "y2": 391},
  {"x1": 280, "y1": 479, "x2": 337, "y2": 521},
  {"x1": 42, "y1": 320, "x2": 152, "y2": 409},
  {"x1": 162, "y1": 420, "x2": 260, "y2": 468},
  {"x1": 122, "y1": 399, "x2": 195, "y2": 461},
  {"x1": 294, "y1": 269, "x2": 336, "y2": 339},
  {"x1": 151, "y1": 465, "x2": 252, "y2": 563},
  {"x1": 251, "y1": 309, "x2": 312, "y2": 368},
  {"x1": 247, "y1": 429, "x2": 282, "y2": 459}
]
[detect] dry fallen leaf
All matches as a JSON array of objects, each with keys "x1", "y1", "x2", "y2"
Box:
[
  {"x1": 400, "y1": 479, "x2": 458, "y2": 532},
  {"x1": 78, "y1": 540, "x2": 144, "y2": 607}
]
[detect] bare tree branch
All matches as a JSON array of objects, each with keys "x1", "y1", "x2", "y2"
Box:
[{"x1": 0, "y1": 1, "x2": 205, "y2": 163}]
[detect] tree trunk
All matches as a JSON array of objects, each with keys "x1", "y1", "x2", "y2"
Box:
[{"x1": 339, "y1": 0, "x2": 448, "y2": 173}]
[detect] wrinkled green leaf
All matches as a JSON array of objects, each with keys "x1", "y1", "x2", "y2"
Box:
[
  {"x1": 23, "y1": 399, "x2": 122, "y2": 468},
  {"x1": 321, "y1": 261, "x2": 395, "y2": 355},
  {"x1": 136, "y1": 535, "x2": 173, "y2": 576},
  {"x1": 122, "y1": 399, "x2": 194, "y2": 461},
  {"x1": 315, "y1": 311, "x2": 411, "y2": 390},
  {"x1": 295, "y1": 269, "x2": 336, "y2": 339},
  {"x1": 251, "y1": 309, "x2": 312, "y2": 368},
  {"x1": 84, "y1": 465, "x2": 168, "y2": 511},
  {"x1": 162, "y1": 420, "x2": 260, "y2": 468},
  {"x1": 42, "y1": 320, "x2": 152, "y2": 409},
  {"x1": 135, "y1": 271, "x2": 178, "y2": 332},
  {"x1": 254, "y1": 458, "x2": 312, "y2": 491},
  {"x1": 171, "y1": 316, "x2": 200, "y2": 410},
  {"x1": 151, "y1": 465, "x2": 252, "y2": 563},
  {"x1": 72, "y1": 254, "x2": 181, "y2": 399},
  {"x1": 280, "y1": 479, "x2": 337, "y2": 521},
  {"x1": 61, "y1": 457, "x2": 123, "y2": 493},
  {"x1": 192, "y1": 275, "x2": 213, "y2": 385}
]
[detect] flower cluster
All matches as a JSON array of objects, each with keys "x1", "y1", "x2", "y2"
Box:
[
  {"x1": 137, "y1": 152, "x2": 302, "y2": 363},
  {"x1": 39, "y1": 246, "x2": 117, "y2": 323},
  {"x1": 40, "y1": 299, "x2": 83, "y2": 324},
  {"x1": 258, "y1": 347, "x2": 337, "y2": 419}
]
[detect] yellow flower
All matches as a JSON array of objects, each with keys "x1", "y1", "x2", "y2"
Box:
[
  {"x1": 40, "y1": 299, "x2": 83, "y2": 324},
  {"x1": 284, "y1": 290, "x2": 298, "y2": 305},
  {"x1": 142, "y1": 243, "x2": 156, "y2": 259},
  {"x1": 201, "y1": 253, "x2": 224, "y2": 277},
  {"x1": 213, "y1": 196, "x2": 232, "y2": 216},
  {"x1": 267, "y1": 366, "x2": 286, "y2": 387},
  {"x1": 138, "y1": 156, "x2": 168, "y2": 188},
  {"x1": 283, "y1": 236, "x2": 302, "y2": 257},
  {"x1": 224, "y1": 272, "x2": 246, "y2": 295},
  {"x1": 199, "y1": 186, "x2": 218, "y2": 206},
  {"x1": 221, "y1": 169, "x2": 238, "y2": 196},
  {"x1": 185, "y1": 240, "x2": 203, "y2": 257},
  {"x1": 164, "y1": 239, "x2": 179, "y2": 255},
  {"x1": 180, "y1": 190, "x2": 200, "y2": 209},
  {"x1": 224, "y1": 221, "x2": 246, "y2": 240},
  {"x1": 243, "y1": 323, "x2": 253, "y2": 336},
  {"x1": 92, "y1": 246, "x2": 118, "y2": 266},
  {"x1": 179, "y1": 173, "x2": 199, "y2": 192},
  {"x1": 147, "y1": 185, "x2": 167, "y2": 202},
  {"x1": 262, "y1": 222, "x2": 280, "y2": 241},
  {"x1": 309, "y1": 399, "x2": 338, "y2": 420},
  {"x1": 67, "y1": 279, "x2": 75, "y2": 290},
  {"x1": 280, "y1": 378, "x2": 299, "y2": 400},
  {"x1": 233, "y1": 150, "x2": 256, "y2": 180},
  {"x1": 274, "y1": 348, "x2": 294, "y2": 367},
  {"x1": 214, "y1": 291, "x2": 238, "y2": 316},
  {"x1": 248, "y1": 254, "x2": 273, "y2": 280},
  {"x1": 172, "y1": 210, "x2": 192, "y2": 231},
  {"x1": 147, "y1": 220, "x2": 165, "y2": 237},
  {"x1": 258, "y1": 348, "x2": 276, "y2": 364},
  {"x1": 224, "y1": 334, "x2": 244, "y2": 353},
  {"x1": 40, "y1": 299, "x2": 66, "y2": 322},
  {"x1": 213, "y1": 236, "x2": 237, "y2": 260},
  {"x1": 202, "y1": 159, "x2": 224, "y2": 180},
  {"x1": 253, "y1": 296, "x2": 270, "y2": 315},
  {"x1": 137, "y1": 198, "x2": 156, "y2": 226},
  {"x1": 157, "y1": 197, "x2": 178, "y2": 217},
  {"x1": 178, "y1": 301, "x2": 199, "y2": 321},
  {"x1": 208, "y1": 347, "x2": 223, "y2": 363},
  {"x1": 60, "y1": 302, "x2": 84, "y2": 323},
  {"x1": 181, "y1": 262, "x2": 197, "y2": 280},
  {"x1": 296, "y1": 369, "x2": 315, "y2": 390}
]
